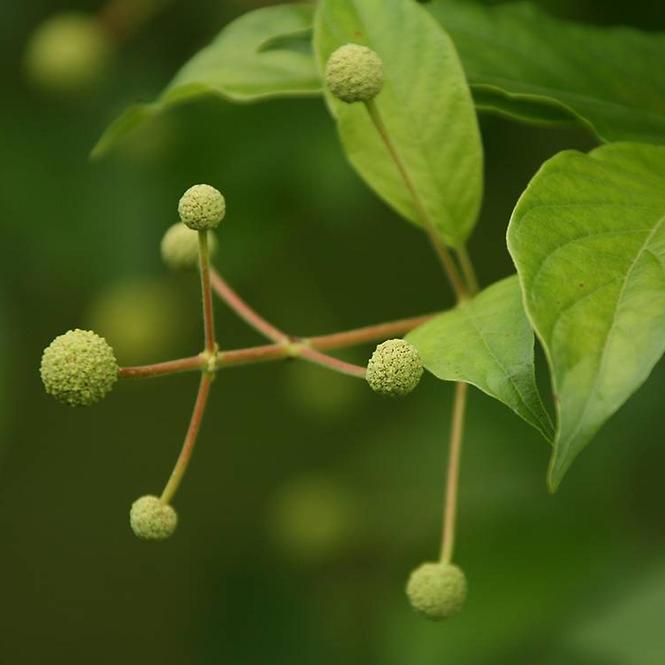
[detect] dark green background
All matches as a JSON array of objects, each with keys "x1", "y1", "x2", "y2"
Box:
[{"x1": 1, "y1": 1, "x2": 664, "y2": 663}]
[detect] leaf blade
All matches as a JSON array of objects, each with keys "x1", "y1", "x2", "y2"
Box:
[
  {"x1": 92, "y1": 4, "x2": 321, "y2": 158},
  {"x1": 428, "y1": 0, "x2": 665, "y2": 143},
  {"x1": 309, "y1": 0, "x2": 484, "y2": 247},
  {"x1": 407, "y1": 275, "x2": 554, "y2": 440},
  {"x1": 508, "y1": 143, "x2": 665, "y2": 489}
]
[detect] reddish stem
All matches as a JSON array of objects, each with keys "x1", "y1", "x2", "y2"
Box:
[
  {"x1": 304, "y1": 314, "x2": 434, "y2": 350},
  {"x1": 119, "y1": 356, "x2": 203, "y2": 378},
  {"x1": 160, "y1": 372, "x2": 212, "y2": 504},
  {"x1": 119, "y1": 311, "x2": 436, "y2": 379},
  {"x1": 299, "y1": 348, "x2": 366, "y2": 378},
  {"x1": 210, "y1": 268, "x2": 289, "y2": 344}
]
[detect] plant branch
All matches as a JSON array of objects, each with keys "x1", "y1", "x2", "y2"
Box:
[
  {"x1": 302, "y1": 313, "x2": 433, "y2": 350},
  {"x1": 298, "y1": 348, "x2": 366, "y2": 378},
  {"x1": 119, "y1": 311, "x2": 436, "y2": 379},
  {"x1": 160, "y1": 372, "x2": 212, "y2": 504},
  {"x1": 440, "y1": 382, "x2": 468, "y2": 563},
  {"x1": 364, "y1": 99, "x2": 467, "y2": 302},
  {"x1": 198, "y1": 231, "x2": 217, "y2": 355},
  {"x1": 119, "y1": 355, "x2": 204, "y2": 378},
  {"x1": 209, "y1": 268, "x2": 290, "y2": 344}
]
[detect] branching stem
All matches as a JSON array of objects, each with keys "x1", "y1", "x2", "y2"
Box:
[
  {"x1": 118, "y1": 311, "x2": 435, "y2": 379},
  {"x1": 210, "y1": 268, "x2": 289, "y2": 344}
]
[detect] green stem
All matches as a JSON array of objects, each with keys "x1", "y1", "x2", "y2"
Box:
[
  {"x1": 457, "y1": 246, "x2": 479, "y2": 296},
  {"x1": 364, "y1": 99, "x2": 467, "y2": 302},
  {"x1": 198, "y1": 231, "x2": 217, "y2": 356},
  {"x1": 440, "y1": 382, "x2": 468, "y2": 563}
]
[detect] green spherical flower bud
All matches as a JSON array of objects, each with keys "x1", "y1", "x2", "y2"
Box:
[
  {"x1": 178, "y1": 184, "x2": 226, "y2": 231},
  {"x1": 325, "y1": 43, "x2": 384, "y2": 104},
  {"x1": 160, "y1": 223, "x2": 217, "y2": 270},
  {"x1": 366, "y1": 339, "x2": 423, "y2": 397},
  {"x1": 406, "y1": 562, "x2": 467, "y2": 621},
  {"x1": 40, "y1": 329, "x2": 118, "y2": 406},
  {"x1": 25, "y1": 12, "x2": 111, "y2": 94},
  {"x1": 130, "y1": 495, "x2": 178, "y2": 541}
]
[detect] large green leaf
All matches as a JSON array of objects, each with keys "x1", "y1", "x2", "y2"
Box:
[
  {"x1": 508, "y1": 142, "x2": 665, "y2": 490},
  {"x1": 96, "y1": 1, "x2": 665, "y2": 158},
  {"x1": 428, "y1": 0, "x2": 665, "y2": 143},
  {"x1": 407, "y1": 276, "x2": 553, "y2": 440},
  {"x1": 314, "y1": 0, "x2": 483, "y2": 248},
  {"x1": 92, "y1": 4, "x2": 320, "y2": 158}
]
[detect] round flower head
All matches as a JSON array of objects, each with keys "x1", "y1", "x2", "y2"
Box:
[
  {"x1": 406, "y1": 562, "x2": 467, "y2": 621},
  {"x1": 130, "y1": 495, "x2": 178, "y2": 541},
  {"x1": 25, "y1": 12, "x2": 111, "y2": 94},
  {"x1": 178, "y1": 184, "x2": 226, "y2": 231},
  {"x1": 325, "y1": 43, "x2": 384, "y2": 103},
  {"x1": 366, "y1": 339, "x2": 423, "y2": 397},
  {"x1": 160, "y1": 223, "x2": 218, "y2": 270},
  {"x1": 40, "y1": 329, "x2": 118, "y2": 406}
]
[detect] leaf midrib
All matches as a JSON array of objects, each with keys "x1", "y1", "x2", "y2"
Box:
[
  {"x1": 552, "y1": 212, "x2": 665, "y2": 470},
  {"x1": 460, "y1": 304, "x2": 552, "y2": 438}
]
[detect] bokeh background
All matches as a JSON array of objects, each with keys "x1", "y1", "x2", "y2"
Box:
[{"x1": 2, "y1": 1, "x2": 665, "y2": 663}]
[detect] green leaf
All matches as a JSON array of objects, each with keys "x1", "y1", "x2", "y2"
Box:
[
  {"x1": 407, "y1": 276, "x2": 553, "y2": 440},
  {"x1": 428, "y1": 0, "x2": 665, "y2": 143},
  {"x1": 96, "y1": 0, "x2": 665, "y2": 157},
  {"x1": 92, "y1": 4, "x2": 320, "y2": 158},
  {"x1": 508, "y1": 142, "x2": 665, "y2": 490},
  {"x1": 313, "y1": 0, "x2": 483, "y2": 248}
]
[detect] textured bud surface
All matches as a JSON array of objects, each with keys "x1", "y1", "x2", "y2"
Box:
[
  {"x1": 406, "y1": 562, "x2": 467, "y2": 620},
  {"x1": 325, "y1": 43, "x2": 384, "y2": 103},
  {"x1": 130, "y1": 495, "x2": 178, "y2": 540},
  {"x1": 366, "y1": 339, "x2": 423, "y2": 397},
  {"x1": 160, "y1": 223, "x2": 217, "y2": 270},
  {"x1": 25, "y1": 12, "x2": 111, "y2": 93},
  {"x1": 40, "y1": 329, "x2": 118, "y2": 406},
  {"x1": 178, "y1": 184, "x2": 226, "y2": 230}
]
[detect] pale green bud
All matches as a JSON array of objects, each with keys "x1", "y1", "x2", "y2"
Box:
[
  {"x1": 325, "y1": 43, "x2": 384, "y2": 103},
  {"x1": 25, "y1": 12, "x2": 111, "y2": 94},
  {"x1": 178, "y1": 184, "x2": 226, "y2": 231},
  {"x1": 366, "y1": 339, "x2": 423, "y2": 397},
  {"x1": 40, "y1": 329, "x2": 118, "y2": 406},
  {"x1": 406, "y1": 562, "x2": 467, "y2": 620},
  {"x1": 160, "y1": 223, "x2": 217, "y2": 270},
  {"x1": 130, "y1": 495, "x2": 178, "y2": 541}
]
